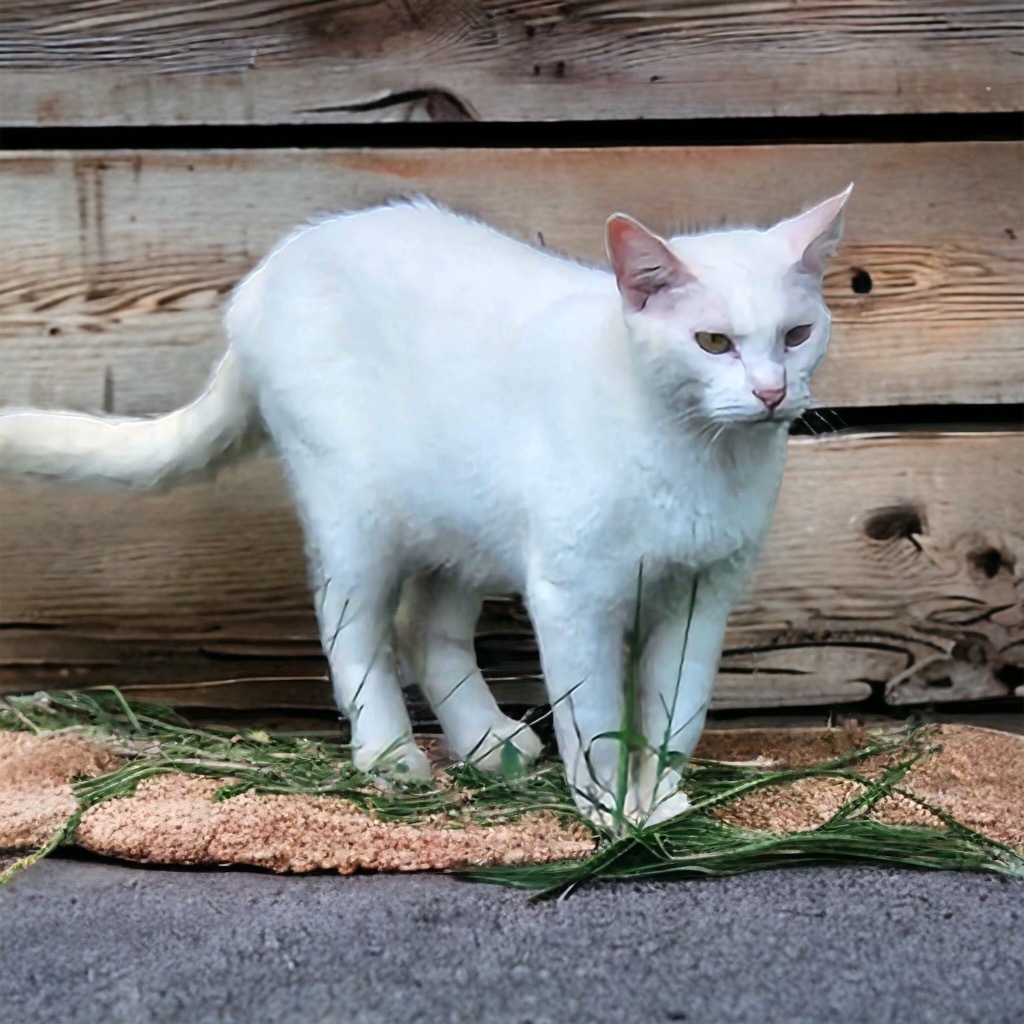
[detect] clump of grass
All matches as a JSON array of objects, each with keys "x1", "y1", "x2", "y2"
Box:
[
  {"x1": 0, "y1": 686, "x2": 576, "y2": 884},
  {"x1": 467, "y1": 732, "x2": 1024, "y2": 897},
  {"x1": 1, "y1": 687, "x2": 578, "y2": 814},
  {"x1": 1, "y1": 686, "x2": 1021, "y2": 894}
]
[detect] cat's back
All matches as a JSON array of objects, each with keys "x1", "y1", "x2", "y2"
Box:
[
  {"x1": 226, "y1": 202, "x2": 617, "y2": 493},
  {"x1": 227, "y1": 201, "x2": 613, "y2": 430},
  {"x1": 231, "y1": 200, "x2": 597, "y2": 332}
]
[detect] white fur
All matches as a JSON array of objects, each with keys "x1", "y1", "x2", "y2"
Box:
[
  {"x1": 0, "y1": 188, "x2": 851, "y2": 829},
  {"x1": 0, "y1": 348, "x2": 254, "y2": 488}
]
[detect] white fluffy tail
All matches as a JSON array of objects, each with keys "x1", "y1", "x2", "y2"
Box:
[{"x1": 0, "y1": 349, "x2": 257, "y2": 489}]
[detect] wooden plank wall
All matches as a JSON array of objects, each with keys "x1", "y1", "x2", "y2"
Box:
[
  {"x1": 2, "y1": 2, "x2": 1020, "y2": 123},
  {"x1": 1, "y1": 2, "x2": 1022, "y2": 716}
]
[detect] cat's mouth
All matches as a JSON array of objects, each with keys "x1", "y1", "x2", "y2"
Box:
[
  {"x1": 741, "y1": 406, "x2": 804, "y2": 427},
  {"x1": 731, "y1": 408, "x2": 791, "y2": 425}
]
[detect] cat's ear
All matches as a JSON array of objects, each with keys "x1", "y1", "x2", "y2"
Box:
[
  {"x1": 606, "y1": 214, "x2": 694, "y2": 311},
  {"x1": 772, "y1": 184, "x2": 853, "y2": 277}
]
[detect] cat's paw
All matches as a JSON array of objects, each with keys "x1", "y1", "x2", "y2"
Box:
[
  {"x1": 459, "y1": 718, "x2": 543, "y2": 777},
  {"x1": 575, "y1": 789, "x2": 691, "y2": 835},
  {"x1": 353, "y1": 738, "x2": 433, "y2": 784},
  {"x1": 567, "y1": 780, "x2": 628, "y2": 835},
  {"x1": 627, "y1": 766, "x2": 692, "y2": 828},
  {"x1": 642, "y1": 789, "x2": 691, "y2": 828},
  {"x1": 580, "y1": 807, "x2": 623, "y2": 835},
  {"x1": 570, "y1": 767, "x2": 692, "y2": 835}
]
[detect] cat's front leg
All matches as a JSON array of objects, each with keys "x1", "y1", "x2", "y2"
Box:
[
  {"x1": 635, "y1": 556, "x2": 755, "y2": 825},
  {"x1": 526, "y1": 571, "x2": 631, "y2": 831}
]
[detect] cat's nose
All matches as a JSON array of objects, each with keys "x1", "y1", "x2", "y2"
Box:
[{"x1": 753, "y1": 385, "x2": 786, "y2": 411}]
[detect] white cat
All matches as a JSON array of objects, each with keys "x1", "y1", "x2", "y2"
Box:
[{"x1": 0, "y1": 187, "x2": 851, "y2": 830}]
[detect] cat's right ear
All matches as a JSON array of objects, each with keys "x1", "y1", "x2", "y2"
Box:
[{"x1": 606, "y1": 214, "x2": 694, "y2": 312}]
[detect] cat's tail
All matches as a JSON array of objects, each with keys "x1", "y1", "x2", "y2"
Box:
[{"x1": 0, "y1": 348, "x2": 259, "y2": 489}]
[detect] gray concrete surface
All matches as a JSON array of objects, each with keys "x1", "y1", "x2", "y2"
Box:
[{"x1": 1, "y1": 858, "x2": 1021, "y2": 1024}]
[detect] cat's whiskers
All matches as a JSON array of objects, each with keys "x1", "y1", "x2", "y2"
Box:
[
  {"x1": 813, "y1": 407, "x2": 847, "y2": 433},
  {"x1": 793, "y1": 407, "x2": 845, "y2": 437},
  {"x1": 662, "y1": 388, "x2": 706, "y2": 427},
  {"x1": 795, "y1": 413, "x2": 823, "y2": 437},
  {"x1": 661, "y1": 402, "x2": 716, "y2": 438},
  {"x1": 688, "y1": 416, "x2": 733, "y2": 463}
]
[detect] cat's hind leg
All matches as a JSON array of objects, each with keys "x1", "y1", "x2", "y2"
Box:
[
  {"x1": 310, "y1": 547, "x2": 431, "y2": 783},
  {"x1": 395, "y1": 574, "x2": 542, "y2": 774}
]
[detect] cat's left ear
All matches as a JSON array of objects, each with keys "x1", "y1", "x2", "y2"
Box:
[
  {"x1": 606, "y1": 214, "x2": 694, "y2": 311},
  {"x1": 771, "y1": 184, "x2": 853, "y2": 276}
]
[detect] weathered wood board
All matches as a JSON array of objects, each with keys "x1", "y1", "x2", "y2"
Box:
[
  {"x1": 2, "y1": 1, "x2": 1020, "y2": 125},
  {"x1": 1, "y1": 144, "x2": 1021, "y2": 414},
  {"x1": 2, "y1": 432, "x2": 1020, "y2": 709}
]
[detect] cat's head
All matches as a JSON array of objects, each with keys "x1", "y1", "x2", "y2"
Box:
[{"x1": 606, "y1": 187, "x2": 852, "y2": 427}]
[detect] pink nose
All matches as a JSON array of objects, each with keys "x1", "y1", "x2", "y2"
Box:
[{"x1": 753, "y1": 385, "x2": 786, "y2": 411}]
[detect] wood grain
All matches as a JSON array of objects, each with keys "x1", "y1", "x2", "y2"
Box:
[
  {"x1": 2, "y1": 432, "x2": 1020, "y2": 709},
  {"x1": 1, "y1": 143, "x2": 1021, "y2": 413},
  {"x1": 2, "y1": 1, "x2": 1020, "y2": 125}
]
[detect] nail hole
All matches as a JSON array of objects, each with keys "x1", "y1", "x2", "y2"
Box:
[
  {"x1": 863, "y1": 505, "x2": 924, "y2": 543},
  {"x1": 851, "y1": 269, "x2": 873, "y2": 294},
  {"x1": 554, "y1": 60, "x2": 566, "y2": 77},
  {"x1": 47, "y1": 325, "x2": 61, "y2": 336},
  {"x1": 995, "y1": 664, "x2": 1023, "y2": 690},
  {"x1": 968, "y1": 547, "x2": 1012, "y2": 579}
]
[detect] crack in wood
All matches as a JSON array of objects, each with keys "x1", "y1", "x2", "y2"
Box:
[{"x1": 299, "y1": 88, "x2": 479, "y2": 122}]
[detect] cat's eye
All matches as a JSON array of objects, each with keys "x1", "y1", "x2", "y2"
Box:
[
  {"x1": 695, "y1": 331, "x2": 733, "y2": 355},
  {"x1": 784, "y1": 324, "x2": 813, "y2": 348}
]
